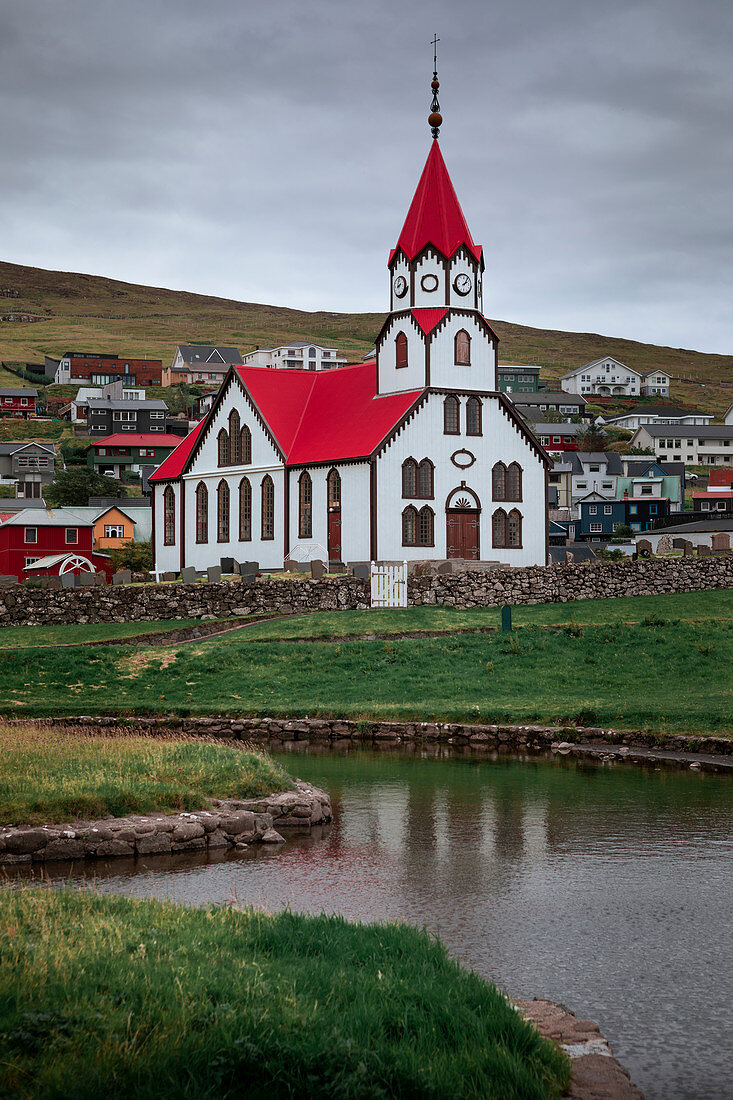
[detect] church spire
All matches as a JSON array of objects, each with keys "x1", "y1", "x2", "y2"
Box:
[{"x1": 429, "y1": 34, "x2": 442, "y2": 139}]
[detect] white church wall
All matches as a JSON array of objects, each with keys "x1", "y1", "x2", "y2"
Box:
[
  {"x1": 287, "y1": 463, "x2": 371, "y2": 563},
  {"x1": 412, "y1": 250, "x2": 447, "y2": 310},
  {"x1": 181, "y1": 465, "x2": 285, "y2": 571},
  {"x1": 377, "y1": 314, "x2": 427, "y2": 395},
  {"x1": 152, "y1": 482, "x2": 179, "y2": 573},
  {"x1": 389, "y1": 256, "x2": 411, "y2": 312},
  {"x1": 428, "y1": 314, "x2": 496, "y2": 391},
  {"x1": 376, "y1": 392, "x2": 547, "y2": 566},
  {"x1": 447, "y1": 252, "x2": 482, "y2": 312}
]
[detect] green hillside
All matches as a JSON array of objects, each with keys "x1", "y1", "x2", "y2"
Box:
[{"x1": 1, "y1": 259, "x2": 731, "y2": 414}]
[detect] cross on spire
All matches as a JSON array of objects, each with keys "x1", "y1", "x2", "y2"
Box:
[{"x1": 428, "y1": 35, "x2": 442, "y2": 138}]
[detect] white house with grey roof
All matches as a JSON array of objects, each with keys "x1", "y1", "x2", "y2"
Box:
[
  {"x1": 629, "y1": 424, "x2": 733, "y2": 465},
  {"x1": 603, "y1": 406, "x2": 712, "y2": 431},
  {"x1": 561, "y1": 357, "x2": 670, "y2": 398},
  {"x1": 241, "y1": 342, "x2": 348, "y2": 371},
  {"x1": 510, "y1": 391, "x2": 588, "y2": 421}
]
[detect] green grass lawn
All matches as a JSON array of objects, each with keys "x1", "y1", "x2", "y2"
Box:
[
  {"x1": 0, "y1": 618, "x2": 231, "y2": 649},
  {"x1": 0, "y1": 724, "x2": 293, "y2": 824},
  {"x1": 0, "y1": 889, "x2": 569, "y2": 1100},
  {"x1": 2, "y1": 615, "x2": 732, "y2": 735}
]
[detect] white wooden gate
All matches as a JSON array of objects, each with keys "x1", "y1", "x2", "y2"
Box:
[{"x1": 370, "y1": 561, "x2": 407, "y2": 608}]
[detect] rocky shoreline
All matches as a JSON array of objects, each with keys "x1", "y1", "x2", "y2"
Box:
[{"x1": 0, "y1": 779, "x2": 332, "y2": 865}]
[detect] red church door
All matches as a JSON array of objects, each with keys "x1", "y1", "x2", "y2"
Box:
[
  {"x1": 327, "y1": 507, "x2": 341, "y2": 561},
  {"x1": 446, "y1": 509, "x2": 480, "y2": 560}
]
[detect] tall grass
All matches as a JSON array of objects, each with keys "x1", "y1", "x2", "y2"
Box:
[
  {"x1": 0, "y1": 723, "x2": 293, "y2": 824},
  {"x1": 0, "y1": 889, "x2": 570, "y2": 1099}
]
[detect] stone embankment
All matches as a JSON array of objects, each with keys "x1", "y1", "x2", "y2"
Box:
[
  {"x1": 0, "y1": 556, "x2": 732, "y2": 626},
  {"x1": 0, "y1": 780, "x2": 332, "y2": 865}
]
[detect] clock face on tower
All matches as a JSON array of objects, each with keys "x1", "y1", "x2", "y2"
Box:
[
  {"x1": 393, "y1": 275, "x2": 408, "y2": 298},
  {"x1": 453, "y1": 273, "x2": 472, "y2": 296}
]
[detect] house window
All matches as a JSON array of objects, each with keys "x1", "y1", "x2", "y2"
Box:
[
  {"x1": 395, "y1": 331, "x2": 408, "y2": 369},
  {"x1": 217, "y1": 429, "x2": 229, "y2": 467},
  {"x1": 261, "y1": 475, "x2": 274, "y2": 540},
  {"x1": 97, "y1": 448, "x2": 107, "y2": 456},
  {"x1": 24, "y1": 527, "x2": 37, "y2": 544},
  {"x1": 299, "y1": 471, "x2": 313, "y2": 538},
  {"x1": 229, "y1": 410, "x2": 241, "y2": 463},
  {"x1": 402, "y1": 505, "x2": 417, "y2": 545},
  {"x1": 604, "y1": 505, "x2": 613, "y2": 515},
  {"x1": 24, "y1": 557, "x2": 40, "y2": 568},
  {"x1": 65, "y1": 528, "x2": 78, "y2": 544},
  {"x1": 327, "y1": 468, "x2": 341, "y2": 508},
  {"x1": 241, "y1": 425, "x2": 252, "y2": 464},
  {"x1": 104, "y1": 525, "x2": 125, "y2": 538},
  {"x1": 139, "y1": 448, "x2": 156, "y2": 458},
  {"x1": 492, "y1": 508, "x2": 522, "y2": 548},
  {"x1": 402, "y1": 458, "x2": 417, "y2": 498},
  {"x1": 443, "y1": 395, "x2": 459, "y2": 435},
  {"x1": 195, "y1": 482, "x2": 208, "y2": 543},
  {"x1": 418, "y1": 459, "x2": 434, "y2": 499},
  {"x1": 239, "y1": 477, "x2": 252, "y2": 541},
  {"x1": 492, "y1": 462, "x2": 507, "y2": 501},
  {"x1": 589, "y1": 505, "x2": 597, "y2": 515},
  {"x1": 454, "y1": 329, "x2": 471, "y2": 366},
  {"x1": 466, "y1": 397, "x2": 482, "y2": 436},
  {"x1": 163, "y1": 485, "x2": 175, "y2": 545},
  {"x1": 589, "y1": 523, "x2": 603, "y2": 533},
  {"x1": 506, "y1": 462, "x2": 522, "y2": 501},
  {"x1": 217, "y1": 480, "x2": 230, "y2": 542}
]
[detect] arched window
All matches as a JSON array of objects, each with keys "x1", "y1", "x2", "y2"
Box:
[
  {"x1": 163, "y1": 485, "x2": 175, "y2": 546},
  {"x1": 261, "y1": 475, "x2": 274, "y2": 540},
  {"x1": 241, "y1": 425, "x2": 252, "y2": 464},
  {"x1": 229, "y1": 410, "x2": 241, "y2": 464},
  {"x1": 402, "y1": 458, "x2": 418, "y2": 498},
  {"x1": 418, "y1": 505, "x2": 434, "y2": 546},
  {"x1": 395, "y1": 331, "x2": 408, "y2": 369},
  {"x1": 492, "y1": 508, "x2": 507, "y2": 548},
  {"x1": 402, "y1": 505, "x2": 417, "y2": 546},
  {"x1": 418, "y1": 459, "x2": 434, "y2": 499},
  {"x1": 299, "y1": 471, "x2": 312, "y2": 538},
  {"x1": 327, "y1": 468, "x2": 341, "y2": 508},
  {"x1": 239, "y1": 477, "x2": 251, "y2": 541},
  {"x1": 308, "y1": 347, "x2": 317, "y2": 357},
  {"x1": 492, "y1": 462, "x2": 507, "y2": 501},
  {"x1": 507, "y1": 509, "x2": 522, "y2": 548},
  {"x1": 217, "y1": 480, "x2": 230, "y2": 542},
  {"x1": 507, "y1": 462, "x2": 522, "y2": 501},
  {"x1": 455, "y1": 329, "x2": 471, "y2": 366},
  {"x1": 443, "y1": 395, "x2": 460, "y2": 435},
  {"x1": 466, "y1": 397, "x2": 482, "y2": 436},
  {"x1": 195, "y1": 482, "x2": 208, "y2": 543},
  {"x1": 217, "y1": 429, "x2": 229, "y2": 467}
]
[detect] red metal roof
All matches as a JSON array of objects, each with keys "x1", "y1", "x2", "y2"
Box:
[
  {"x1": 693, "y1": 490, "x2": 733, "y2": 499},
  {"x1": 149, "y1": 420, "x2": 207, "y2": 481},
  {"x1": 0, "y1": 512, "x2": 14, "y2": 525},
  {"x1": 390, "y1": 140, "x2": 482, "y2": 265},
  {"x1": 93, "y1": 433, "x2": 185, "y2": 448},
  {"x1": 411, "y1": 308, "x2": 449, "y2": 336}
]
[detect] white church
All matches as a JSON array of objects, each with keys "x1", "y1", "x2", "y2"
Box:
[{"x1": 151, "y1": 85, "x2": 549, "y2": 571}]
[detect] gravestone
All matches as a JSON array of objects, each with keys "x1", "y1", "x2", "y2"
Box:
[
  {"x1": 239, "y1": 561, "x2": 259, "y2": 579},
  {"x1": 310, "y1": 559, "x2": 325, "y2": 580},
  {"x1": 61, "y1": 572, "x2": 76, "y2": 588},
  {"x1": 656, "y1": 533, "x2": 673, "y2": 554},
  {"x1": 112, "y1": 569, "x2": 132, "y2": 586},
  {"x1": 207, "y1": 566, "x2": 222, "y2": 583},
  {"x1": 79, "y1": 572, "x2": 96, "y2": 586},
  {"x1": 181, "y1": 566, "x2": 198, "y2": 584},
  {"x1": 351, "y1": 562, "x2": 371, "y2": 580},
  {"x1": 697, "y1": 544, "x2": 711, "y2": 557},
  {"x1": 564, "y1": 551, "x2": 575, "y2": 563},
  {"x1": 46, "y1": 576, "x2": 61, "y2": 589},
  {"x1": 220, "y1": 557, "x2": 235, "y2": 573},
  {"x1": 284, "y1": 558, "x2": 298, "y2": 572},
  {"x1": 672, "y1": 538, "x2": 688, "y2": 550},
  {"x1": 93, "y1": 572, "x2": 107, "y2": 586},
  {"x1": 296, "y1": 562, "x2": 311, "y2": 573},
  {"x1": 328, "y1": 560, "x2": 346, "y2": 574},
  {"x1": 683, "y1": 541, "x2": 694, "y2": 557},
  {"x1": 637, "y1": 539, "x2": 653, "y2": 555},
  {"x1": 162, "y1": 571, "x2": 177, "y2": 582},
  {"x1": 712, "y1": 532, "x2": 730, "y2": 551}
]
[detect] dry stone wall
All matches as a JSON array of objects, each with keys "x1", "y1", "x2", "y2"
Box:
[{"x1": 0, "y1": 556, "x2": 732, "y2": 627}]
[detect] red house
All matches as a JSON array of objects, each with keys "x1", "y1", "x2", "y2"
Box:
[
  {"x1": 0, "y1": 509, "x2": 113, "y2": 579},
  {"x1": 0, "y1": 388, "x2": 38, "y2": 419},
  {"x1": 707, "y1": 469, "x2": 733, "y2": 488},
  {"x1": 56, "y1": 352, "x2": 163, "y2": 387}
]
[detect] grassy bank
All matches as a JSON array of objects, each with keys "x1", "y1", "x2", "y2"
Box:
[
  {"x1": 0, "y1": 618, "x2": 232, "y2": 649},
  {"x1": 0, "y1": 724, "x2": 293, "y2": 824},
  {"x1": 0, "y1": 889, "x2": 569, "y2": 1099},
  {"x1": 1, "y1": 616, "x2": 732, "y2": 735}
]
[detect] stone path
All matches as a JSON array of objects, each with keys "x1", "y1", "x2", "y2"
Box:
[{"x1": 517, "y1": 999, "x2": 644, "y2": 1099}]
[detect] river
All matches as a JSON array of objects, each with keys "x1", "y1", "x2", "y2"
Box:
[{"x1": 15, "y1": 745, "x2": 733, "y2": 1099}]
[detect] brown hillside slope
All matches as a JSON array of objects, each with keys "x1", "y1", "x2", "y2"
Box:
[{"x1": 0, "y1": 259, "x2": 731, "y2": 413}]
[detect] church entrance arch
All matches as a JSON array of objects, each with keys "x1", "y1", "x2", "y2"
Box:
[
  {"x1": 445, "y1": 485, "x2": 481, "y2": 560},
  {"x1": 326, "y1": 468, "x2": 342, "y2": 562}
]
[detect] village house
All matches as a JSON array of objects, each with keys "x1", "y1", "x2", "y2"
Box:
[
  {"x1": 0, "y1": 442, "x2": 56, "y2": 499},
  {"x1": 629, "y1": 424, "x2": 733, "y2": 465},
  {"x1": 86, "y1": 396, "x2": 184, "y2": 437},
  {"x1": 560, "y1": 358, "x2": 670, "y2": 397},
  {"x1": 497, "y1": 365, "x2": 543, "y2": 394},
  {"x1": 241, "y1": 342, "x2": 348, "y2": 371},
  {"x1": 511, "y1": 392, "x2": 589, "y2": 421},
  {"x1": 616, "y1": 461, "x2": 683, "y2": 512},
  {"x1": 0, "y1": 508, "x2": 113, "y2": 579},
  {"x1": 602, "y1": 405, "x2": 712, "y2": 431},
  {"x1": 151, "y1": 108, "x2": 550, "y2": 571},
  {"x1": 163, "y1": 346, "x2": 243, "y2": 387},
  {"x1": 71, "y1": 382, "x2": 146, "y2": 423},
  {"x1": 68, "y1": 505, "x2": 153, "y2": 549},
  {"x1": 90, "y1": 434, "x2": 184, "y2": 479},
  {"x1": 0, "y1": 388, "x2": 37, "y2": 419},
  {"x1": 55, "y1": 352, "x2": 162, "y2": 387},
  {"x1": 534, "y1": 423, "x2": 581, "y2": 452}
]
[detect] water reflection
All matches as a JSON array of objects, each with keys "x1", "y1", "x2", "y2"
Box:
[{"x1": 8, "y1": 746, "x2": 732, "y2": 1100}]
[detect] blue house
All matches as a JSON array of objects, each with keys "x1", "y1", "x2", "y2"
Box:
[{"x1": 574, "y1": 492, "x2": 670, "y2": 540}]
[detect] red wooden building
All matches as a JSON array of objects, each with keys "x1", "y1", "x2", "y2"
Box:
[
  {"x1": 0, "y1": 388, "x2": 38, "y2": 419},
  {"x1": 56, "y1": 353, "x2": 163, "y2": 387},
  {"x1": 0, "y1": 509, "x2": 113, "y2": 579}
]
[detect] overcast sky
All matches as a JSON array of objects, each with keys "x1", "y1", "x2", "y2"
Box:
[{"x1": 2, "y1": 0, "x2": 732, "y2": 353}]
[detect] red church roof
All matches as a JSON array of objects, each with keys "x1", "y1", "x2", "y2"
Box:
[
  {"x1": 390, "y1": 140, "x2": 482, "y2": 265},
  {"x1": 149, "y1": 363, "x2": 422, "y2": 480}
]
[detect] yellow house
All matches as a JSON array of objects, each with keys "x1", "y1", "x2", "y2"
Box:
[{"x1": 91, "y1": 506, "x2": 151, "y2": 550}]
